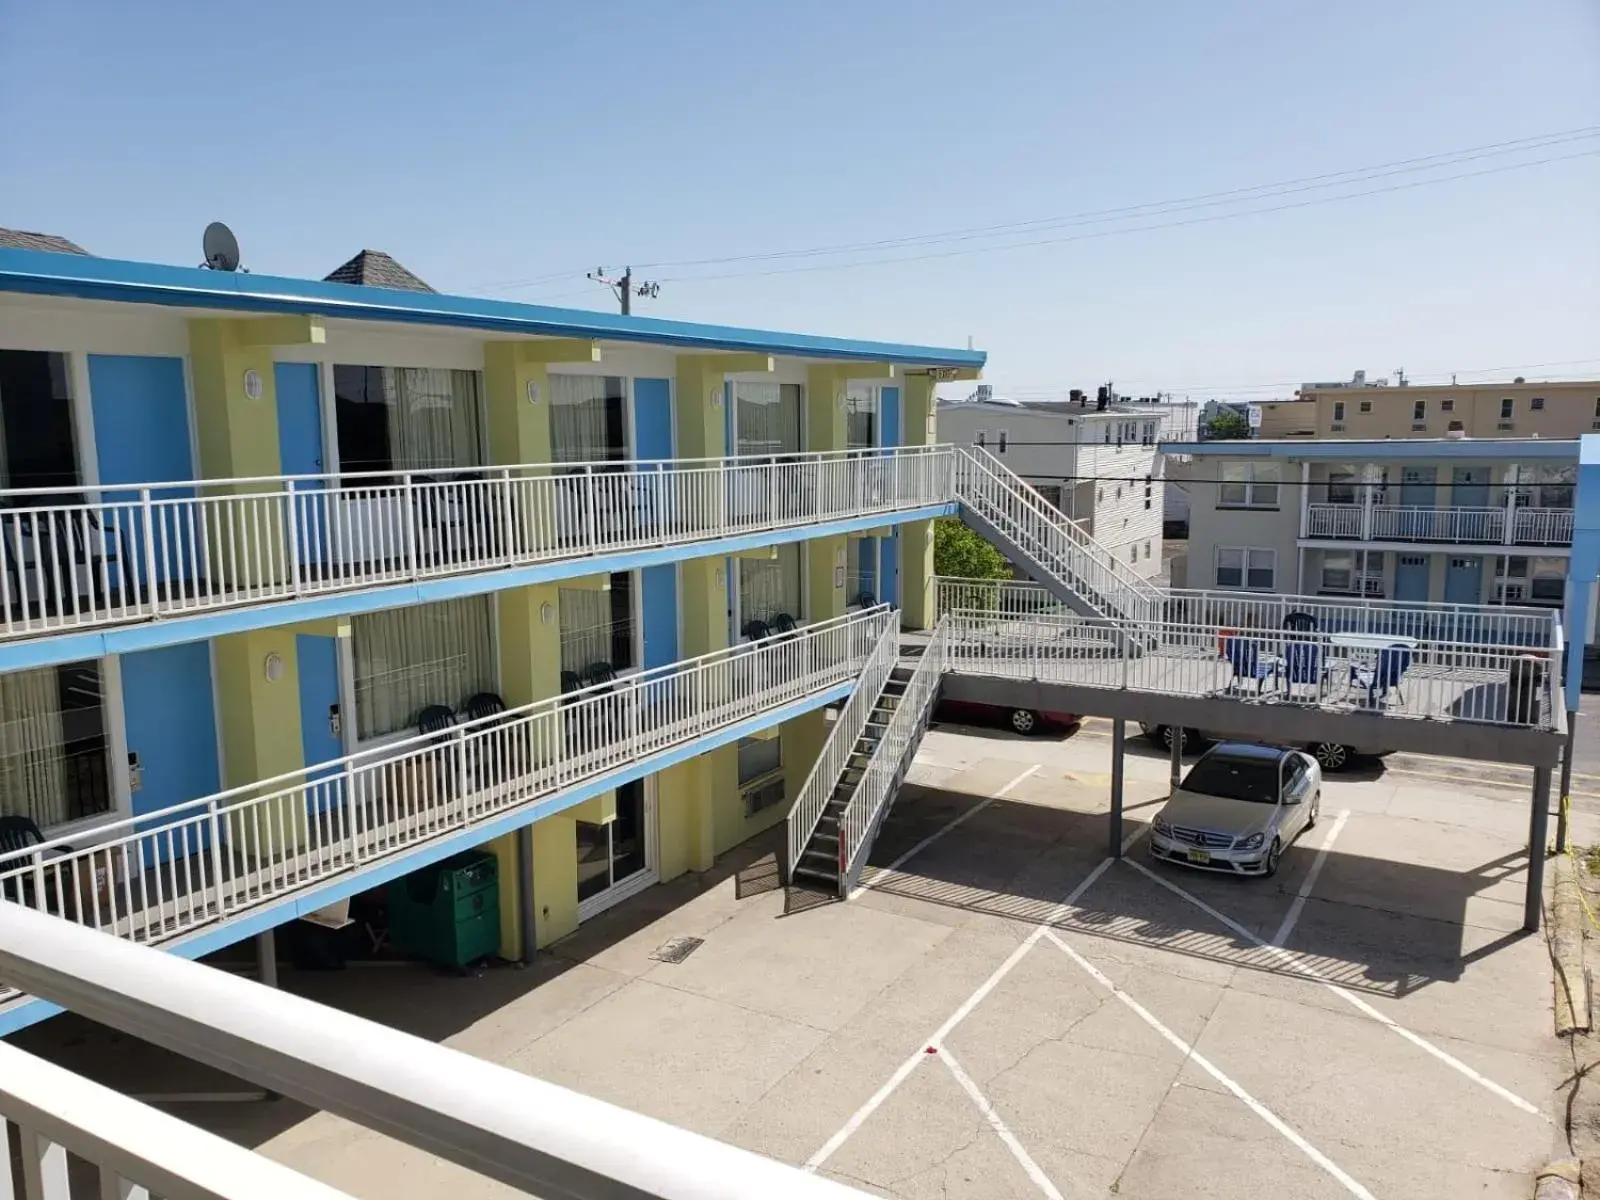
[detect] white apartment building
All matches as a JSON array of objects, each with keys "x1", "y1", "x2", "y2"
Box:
[{"x1": 938, "y1": 395, "x2": 1196, "y2": 580}]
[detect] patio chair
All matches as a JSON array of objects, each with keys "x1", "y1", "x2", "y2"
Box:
[
  {"x1": 1282, "y1": 640, "x2": 1328, "y2": 700},
  {"x1": 0, "y1": 815, "x2": 73, "y2": 911},
  {"x1": 854, "y1": 591, "x2": 876, "y2": 610},
  {"x1": 1223, "y1": 636, "x2": 1275, "y2": 695},
  {"x1": 741, "y1": 618, "x2": 772, "y2": 642},
  {"x1": 1283, "y1": 611, "x2": 1317, "y2": 633},
  {"x1": 460, "y1": 692, "x2": 513, "y2": 788},
  {"x1": 770, "y1": 612, "x2": 799, "y2": 635},
  {"x1": 415, "y1": 704, "x2": 459, "y2": 805},
  {"x1": 1349, "y1": 644, "x2": 1412, "y2": 707}
]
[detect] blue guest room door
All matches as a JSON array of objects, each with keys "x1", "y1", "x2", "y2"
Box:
[{"x1": 275, "y1": 362, "x2": 325, "y2": 568}]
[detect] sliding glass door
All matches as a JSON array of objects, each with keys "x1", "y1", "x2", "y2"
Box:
[{"x1": 575, "y1": 778, "x2": 656, "y2": 918}]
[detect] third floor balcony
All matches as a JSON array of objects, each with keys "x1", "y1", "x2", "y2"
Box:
[{"x1": 1304, "y1": 503, "x2": 1574, "y2": 547}]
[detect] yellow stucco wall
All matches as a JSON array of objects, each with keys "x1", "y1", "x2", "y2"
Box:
[{"x1": 901, "y1": 375, "x2": 939, "y2": 629}]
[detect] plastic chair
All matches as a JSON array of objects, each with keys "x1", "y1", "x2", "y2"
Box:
[
  {"x1": 460, "y1": 692, "x2": 511, "y2": 787},
  {"x1": 0, "y1": 814, "x2": 49, "y2": 856},
  {"x1": 770, "y1": 612, "x2": 799, "y2": 634},
  {"x1": 461, "y1": 692, "x2": 507, "y2": 723},
  {"x1": 1223, "y1": 636, "x2": 1274, "y2": 695},
  {"x1": 560, "y1": 670, "x2": 583, "y2": 694},
  {"x1": 1282, "y1": 640, "x2": 1326, "y2": 699},
  {"x1": 854, "y1": 591, "x2": 876, "y2": 610},
  {"x1": 1283, "y1": 611, "x2": 1317, "y2": 633},
  {"x1": 741, "y1": 619, "x2": 772, "y2": 642},
  {"x1": 1348, "y1": 645, "x2": 1412, "y2": 707}
]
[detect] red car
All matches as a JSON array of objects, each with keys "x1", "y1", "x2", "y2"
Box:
[{"x1": 935, "y1": 697, "x2": 1079, "y2": 736}]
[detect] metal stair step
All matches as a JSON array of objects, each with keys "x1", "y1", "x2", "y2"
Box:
[{"x1": 792, "y1": 864, "x2": 838, "y2": 887}]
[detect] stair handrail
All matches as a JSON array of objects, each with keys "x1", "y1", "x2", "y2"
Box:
[
  {"x1": 837, "y1": 617, "x2": 951, "y2": 894},
  {"x1": 785, "y1": 614, "x2": 900, "y2": 879},
  {"x1": 952, "y1": 446, "x2": 1161, "y2": 624}
]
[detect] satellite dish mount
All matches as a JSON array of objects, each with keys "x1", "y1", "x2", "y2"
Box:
[{"x1": 201, "y1": 222, "x2": 244, "y2": 272}]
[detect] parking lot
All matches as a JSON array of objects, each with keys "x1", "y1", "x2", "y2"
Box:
[{"x1": 13, "y1": 720, "x2": 1588, "y2": 1198}]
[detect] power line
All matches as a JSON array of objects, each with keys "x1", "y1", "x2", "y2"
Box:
[{"x1": 473, "y1": 126, "x2": 1600, "y2": 294}]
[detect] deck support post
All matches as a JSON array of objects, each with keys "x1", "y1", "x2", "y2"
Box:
[
  {"x1": 255, "y1": 929, "x2": 277, "y2": 989},
  {"x1": 1525, "y1": 764, "x2": 1552, "y2": 933},
  {"x1": 1556, "y1": 715, "x2": 1577, "y2": 853},
  {"x1": 517, "y1": 825, "x2": 537, "y2": 963},
  {"x1": 1169, "y1": 727, "x2": 1183, "y2": 789},
  {"x1": 1110, "y1": 719, "x2": 1126, "y2": 858}
]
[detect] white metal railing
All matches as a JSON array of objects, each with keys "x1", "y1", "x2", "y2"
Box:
[
  {"x1": 1305, "y1": 504, "x2": 1574, "y2": 547},
  {"x1": 0, "y1": 447, "x2": 952, "y2": 641},
  {"x1": 838, "y1": 620, "x2": 950, "y2": 892},
  {"x1": 934, "y1": 575, "x2": 1072, "y2": 619},
  {"x1": 944, "y1": 608, "x2": 1563, "y2": 731},
  {"x1": 0, "y1": 902, "x2": 878, "y2": 1200},
  {"x1": 951, "y1": 446, "x2": 1162, "y2": 625},
  {"x1": 785, "y1": 619, "x2": 899, "y2": 877},
  {"x1": 0, "y1": 608, "x2": 891, "y2": 990},
  {"x1": 0, "y1": 1038, "x2": 355, "y2": 1199}
]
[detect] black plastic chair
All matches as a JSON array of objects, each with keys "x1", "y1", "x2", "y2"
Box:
[
  {"x1": 770, "y1": 612, "x2": 799, "y2": 635},
  {"x1": 582, "y1": 661, "x2": 617, "y2": 688},
  {"x1": 0, "y1": 815, "x2": 65, "y2": 909},
  {"x1": 742, "y1": 619, "x2": 772, "y2": 642},
  {"x1": 461, "y1": 692, "x2": 507, "y2": 723},
  {"x1": 1283, "y1": 611, "x2": 1317, "y2": 633},
  {"x1": 460, "y1": 692, "x2": 511, "y2": 788},
  {"x1": 560, "y1": 669, "x2": 583, "y2": 694},
  {"x1": 415, "y1": 704, "x2": 459, "y2": 802},
  {"x1": 854, "y1": 591, "x2": 876, "y2": 610},
  {"x1": 417, "y1": 705, "x2": 457, "y2": 736}
]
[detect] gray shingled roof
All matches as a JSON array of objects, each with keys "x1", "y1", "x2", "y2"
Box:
[
  {"x1": 0, "y1": 227, "x2": 89, "y2": 255},
  {"x1": 323, "y1": 250, "x2": 435, "y2": 293}
]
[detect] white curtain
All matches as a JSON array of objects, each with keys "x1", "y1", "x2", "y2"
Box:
[
  {"x1": 558, "y1": 587, "x2": 615, "y2": 676},
  {"x1": 353, "y1": 596, "x2": 495, "y2": 739},
  {"x1": 381, "y1": 368, "x2": 483, "y2": 474},
  {"x1": 0, "y1": 667, "x2": 68, "y2": 827},
  {"x1": 846, "y1": 386, "x2": 878, "y2": 451},
  {"x1": 735, "y1": 382, "x2": 802, "y2": 458},
  {"x1": 550, "y1": 375, "x2": 617, "y2": 464},
  {"x1": 740, "y1": 544, "x2": 801, "y2": 628}
]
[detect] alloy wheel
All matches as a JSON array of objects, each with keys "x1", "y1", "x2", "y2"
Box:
[
  {"x1": 1312, "y1": 742, "x2": 1349, "y2": 772},
  {"x1": 1011, "y1": 709, "x2": 1037, "y2": 734}
]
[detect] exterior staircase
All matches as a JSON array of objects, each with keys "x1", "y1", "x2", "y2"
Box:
[
  {"x1": 790, "y1": 673, "x2": 908, "y2": 892},
  {"x1": 953, "y1": 446, "x2": 1162, "y2": 628}
]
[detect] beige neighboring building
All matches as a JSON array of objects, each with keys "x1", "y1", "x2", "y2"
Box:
[{"x1": 1257, "y1": 375, "x2": 1600, "y2": 441}]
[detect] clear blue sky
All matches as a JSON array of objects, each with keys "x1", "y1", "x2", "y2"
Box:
[{"x1": 3, "y1": 0, "x2": 1597, "y2": 399}]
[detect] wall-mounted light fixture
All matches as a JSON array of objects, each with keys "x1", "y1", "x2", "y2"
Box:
[
  {"x1": 263, "y1": 652, "x2": 286, "y2": 683},
  {"x1": 540, "y1": 601, "x2": 554, "y2": 624},
  {"x1": 526, "y1": 379, "x2": 542, "y2": 405},
  {"x1": 242, "y1": 368, "x2": 264, "y2": 401}
]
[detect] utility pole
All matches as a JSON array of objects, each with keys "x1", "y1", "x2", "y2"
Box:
[{"x1": 586, "y1": 266, "x2": 661, "y2": 315}]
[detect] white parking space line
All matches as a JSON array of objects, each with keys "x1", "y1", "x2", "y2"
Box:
[
  {"x1": 1272, "y1": 809, "x2": 1350, "y2": 948},
  {"x1": 852, "y1": 764, "x2": 1041, "y2": 899},
  {"x1": 1125, "y1": 858, "x2": 1546, "y2": 1118},
  {"x1": 1041, "y1": 928, "x2": 1377, "y2": 1200},
  {"x1": 807, "y1": 826, "x2": 1146, "y2": 1172},
  {"x1": 936, "y1": 1046, "x2": 1068, "y2": 1200}
]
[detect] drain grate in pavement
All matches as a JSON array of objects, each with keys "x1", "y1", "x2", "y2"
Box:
[{"x1": 651, "y1": 936, "x2": 705, "y2": 964}]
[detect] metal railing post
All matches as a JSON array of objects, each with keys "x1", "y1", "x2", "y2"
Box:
[
  {"x1": 209, "y1": 802, "x2": 227, "y2": 917},
  {"x1": 283, "y1": 479, "x2": 301, "y2": 596},
  {"x1": 139, "y1": 488, "x2": 158, "y2": 614},
  {"x1": 499, "y1": 467, "x2": 516, "y2": 561},
  {"x1": 583, "y1": 466, "x2": 598, "y2": 550},
  {"x1": 401, "y1": 473, "x2": 418, "y2": 577}
]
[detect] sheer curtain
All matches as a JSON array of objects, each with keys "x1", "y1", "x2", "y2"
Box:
[
  {"x1": 735, "y1": 383, "x2": 802, "y2": 458},
  {"x1": 550, "y1": 375, "x2": 622, "y2": 464},
  {"x1": 384, "y1": 368, "x2": 483, "y2": 473},
  {"x1": 0, "y1": 667, "x2": 68, "y2": 827},
  {"x1": 558, "y1": 587, "x2": 615, "y2": 676},
  {"x1": 846, "y1": 386, "x2": 878, "y2": 451},
  {"x1": 739, "y1": 543, "x2": 802, "y2": 628},
  {"x1": 352, "y1": 597, "x2": 496, "y2": 739}
]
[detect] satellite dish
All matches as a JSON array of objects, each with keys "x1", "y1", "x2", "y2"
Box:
[{"x1": 202, "y1": 222, "x2": 241, "y2": 271}]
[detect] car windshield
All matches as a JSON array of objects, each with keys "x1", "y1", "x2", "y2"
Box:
[{"x1": 1180, "y1": 754, "x2": 1281, "y2": 804}]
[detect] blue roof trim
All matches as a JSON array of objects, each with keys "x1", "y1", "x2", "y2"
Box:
[
  {"x1": 1164, "y1": 439, "x2": 1580, "y2": 462},
  {"x1": 0, "y1": 248, "x2": 985, "y2": 370}
]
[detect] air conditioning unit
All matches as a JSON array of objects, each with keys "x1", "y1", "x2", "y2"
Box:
[
  {"x1": 1330, "y1": 423, "x2": 1345, "y2": 432},
  {"x1": 1359, "y1": 575, "x2": 1384, "y2": 597},
  {"x1": 1494, "y1": 581, "x2": 1527, "y2": 602},
  {"x1": 1411, "y1": 423, "x2": 1427, "y2": 432},
  {"x1": 1497, "y1": 422, "x2": 1515, "y2": 431},
  {"x1": 742, "y1": 777, "x2": 786, "y2": 817}
]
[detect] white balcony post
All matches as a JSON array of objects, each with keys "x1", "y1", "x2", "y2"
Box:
[
  {"x1": 1503, "y1": 473, "x2": 1517, "y2": 545},
  {"x1": 208, "y1": 801, "x2": 227, "y2": 917},
  {"x1": 1360, "y1": 464, "x2": 1377, "y2": 541},
  {"x1": 401, "y1": 472, "x2": 418, "y2": 577},
  {"x1": 499, "y1": 467, "x2": 515, "y2": 561},
  {"x1": 138, "y1": 488, "x2": 158, "y2": 611},
  {"x1": 583, "y1": 466, "x2": 597, "y2": 550},
  {"x1": 283, "y1": 479, "x2": 301, "y2": 595},
  {"x1": 344, "y1": 760, "x2": 361, "y2": 863},
  {"x1": 1298, "y1": 461, "x2": 1310, "y2": 538},
  {"x1": 455, "y1": 725, "x2": 472, "y2": 823}
]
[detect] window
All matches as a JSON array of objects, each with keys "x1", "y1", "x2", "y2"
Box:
[
  {"x1": 0, "y1": 661, "x2": 112, "y2": 829},
  {"x1": 1441, "y1": 399, "x2": 1455, "y2": 413},
  {"x1": 1500, "y1": 398, "x2": 1514, "y2": 420},
  {"x1": 333, "y1": 366, "x2": 484, "y2": 479},
  {"x1": 1412, "y1": 400, "x2": 1426, "y2": 421},
  {"x1": 1532, "y1": 396, "x2": 1546, "y2": 411},
  {"x1": 1103, "y1": 426, "x2": 1111, "y2": 444},
  {"x1": 1218, "y1": 461, "x2": 1281, "y2": 508},
  {"x1": 351, "y1": 597, "x2": 496, "y2": 740},
  {"x1": 0, "y1": 351, "x2": 81, "y2": 492},
  {"x1": 1129, "y1": 544, "x2": 1138, "y2": 563},
  {"x1": 559, "y1": 573, "x2": 634, "y2": 678},
  {"x1": 1324, "y1": 466, "x2": 1360, "y2": 505},
  {"x1": 1320, "y1": 549, "x2": 1382, "y2": 594},
  {"x1": 738, "y1": 735, "x2": 782, "y2": 785},
  {"x1": 845, "y1": 386, "x2": 879, "y2": 451},
  {"x1": 1594, "y1": 397, "x2": 1600, "y2": 419},
  {"x1": 1448, "y1": 420, "x2": 1464, "y2": 431},
  {"x1": 1501, "y1": 555, "x2": 1567, "y2": 603},
  {"x1": 1519, "y1": 464, "x2": 1576, "y2": 509},
  {"x1": 1359, "y1": 400, "x2": 1372, "y2": 413},
  {"x1": 1145, "y1": 539, "x2": 1152, "y2": 557},
  {"x1": 1216, "y1": 547, "x2": 1275, "y2": 591},
  {"x1": 1114, "y1": 486, "x2": 1122, "y2": 500},
  {"x1": 735, "y1": 382, "x2": 803, "y2": 458},
  {"x1": 1332, "y1": 401, "x2": 1345, "y2": 422},
  {"x1": 1142, "y1": 421, "x2": 1156, "y2": 444},
  {"x1": 975, "y1": 430, "x2": 987, "y2": 448},
  {"x1": 551, "y1": 375, "x2": 627, "y2": 462},
  {"x1": 997, "y1": 429, "x2": 1009, "y2": 454},
  {"x1": 740, "y1": 543, "x2": 802, "y2": 630},
  {"x1": 1144, "y1": 476, "x2": 1153, "y2": 509}
]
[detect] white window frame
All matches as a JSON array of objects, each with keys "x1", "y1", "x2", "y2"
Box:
[
  {"x1": 1216, "y1": 547, "x2": 1276, "y2": 591},
  {"x1": 1500, "y1": 397, "x2": 1514, "y2": 420},
  {"x1": 975, "y1": 429, "x2": 987, "y2": 448},
  {"x1": 1218, "y1": 461, "x2": 1281, "y2": 508}
]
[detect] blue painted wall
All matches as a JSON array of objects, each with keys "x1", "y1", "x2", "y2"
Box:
[
  {"x1": 88, "y1": 355, "x2": 196, "y2": 591},
  {"x1": 882, "y1": 532, "x2": 900, "y2": 607},
  {"x1": 275, "y1": 362, "x2": 326, "y2": 566},
  {"x1": 296, "y1": 634, "x2": 343, "y2": 768},
  {"x1": 120, "y1": 641, "x2": 220, "y2": 861},
  {"x1": 641, "y1": 566, "x2": 679, "y2": 670},
  {"x1": 633, "y1": 377, "x2": 673, "y2": 461},
  {"x1": 881, "y1": 385, "x2": 901, "y2": 447}
]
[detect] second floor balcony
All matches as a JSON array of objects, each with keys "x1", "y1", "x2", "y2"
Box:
[
  {"x1": 1305, "y1": 502, "x2": 1574, "y2": 547},
  {"x1": 0, "y1": 446, "x2": 953, "y2": 645}
]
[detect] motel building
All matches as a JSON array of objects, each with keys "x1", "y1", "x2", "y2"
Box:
[{"x1": 0, "y1": 231, "x2": 980, "y2": 1030}]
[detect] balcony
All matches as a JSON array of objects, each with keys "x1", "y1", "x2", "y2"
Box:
[
  {"x1": 0, "y1": 447, "x2": 952, "y2": 644},
  {"x1": 1304, "y1": 504, "x2": 1574, "y2": 546},
  {"x1": 0, "y1": 607, "x2": 891, "y2": 1008}
]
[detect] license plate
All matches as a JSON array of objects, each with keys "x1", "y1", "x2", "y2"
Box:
[{"x1": 1186, "y1": 848, "x2": 1211, "y2": 865}]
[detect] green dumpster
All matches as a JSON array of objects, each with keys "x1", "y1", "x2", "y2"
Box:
[{"x1": 386, "y1": 851, "x2": 500, "y2": 970}]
